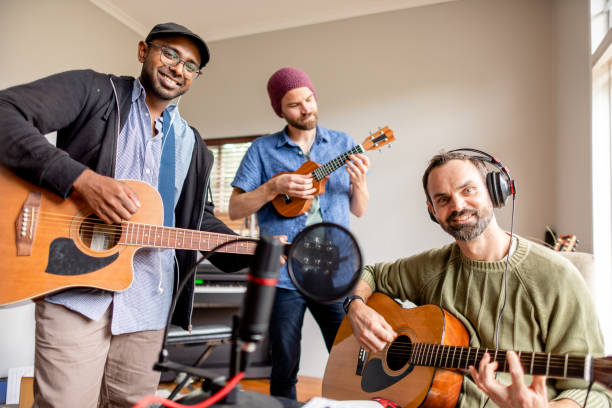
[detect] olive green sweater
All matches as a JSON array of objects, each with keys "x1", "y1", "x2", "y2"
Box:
[{"x1": 362, "y1": 236, "x2": 611, "y2": 408}]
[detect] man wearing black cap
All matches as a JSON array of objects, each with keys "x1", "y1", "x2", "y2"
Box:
[{"x1": 0, "y1": 23, "x2": 247, "y2": 407}]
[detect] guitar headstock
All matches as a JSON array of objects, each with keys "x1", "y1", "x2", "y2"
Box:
[
  {"x1": 553, "y1": 234, "x2": 578, "y2": 252},
  {"x1": 593, "y1": 356, "x2": 612, "y2": 389},
  {"x1": 361, "y1": 126, "x2": 395, "y2": 152}
]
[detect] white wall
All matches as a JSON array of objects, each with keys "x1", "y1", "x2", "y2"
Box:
[
  {"x1": 0, "y1": 0, "x2": 600, "y2": 380},
  {"x1": 186, "y1": 0, "x2": 559, "y2": 261},
  {"x1": 0, "y1": 0, "x2": 140, "y2": 378},
  {"x1": 185, "y1": 0, "x2": 569, "y2": 377},
  {"x1": 553, "y1": 0, "x2": 592, "y2": 252}
]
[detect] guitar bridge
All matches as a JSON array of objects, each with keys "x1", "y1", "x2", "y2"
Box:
[
  {"x1": 15, "y1": 192, "x2": 41, "y2": 256},
  {"x1": 356, "y1": 346, "x2": 368, "y2": 376}
]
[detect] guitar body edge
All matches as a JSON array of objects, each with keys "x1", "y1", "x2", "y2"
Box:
[
  {"x1": 0, "y1": 167, "x2": 163, "y2": 307},
  {"x1": 322, "y1": 293, "x2": 468, "y2": 408}
]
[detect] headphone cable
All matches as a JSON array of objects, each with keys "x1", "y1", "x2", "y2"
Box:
[
  {"x1": 494, "y1": 193, "x2": 515, "y2": 349},
  {"x1": 482, "y1": 193, "x2": 516, "y2": 408}
]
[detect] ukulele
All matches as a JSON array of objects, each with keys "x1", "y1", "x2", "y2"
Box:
[
  {"x1": 322, "y1": 293, "x2": 612, "y2": 408},
  {"x1": 271, "y1": 126, "x2": 395, "y2": 218}
]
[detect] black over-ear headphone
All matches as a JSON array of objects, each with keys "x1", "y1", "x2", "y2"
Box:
[{"x1": 427, "y1": 148, "x2": 516, "y2": 223}]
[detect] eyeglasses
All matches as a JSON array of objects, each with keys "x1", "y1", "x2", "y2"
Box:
[{"x1": 147, "y1": 42, "x2": 201, "y2": 80}]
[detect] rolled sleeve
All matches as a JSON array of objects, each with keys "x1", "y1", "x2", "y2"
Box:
[{"x1": 232, "y1": 144, "x2": 263, "y2": 193}]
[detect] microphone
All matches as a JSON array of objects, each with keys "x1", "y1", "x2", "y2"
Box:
[{"x1": 238, "y1": 234, "x2": 283, "y2": 366}]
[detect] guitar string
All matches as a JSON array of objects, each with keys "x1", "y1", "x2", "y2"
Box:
[
  {"x1": 383, "y1": 355, "x2": 587, "y2": 372},
  {"x1": 29, "y1": 227, "x2": 256, "y2": 252},
  {"x1": 31, "y1": 211, "x2": 240, "y2": 239},
  {"x1": 385, "y1": 343, "x2": 583, "y2": 363},
  {"x1": 31, "y1": 225, "x2": 253, "y2": 246},
  {"x1": 30, "y1": 227, "x2": 256, "y2": 248},
  {"x1": 25, "y1": 212, "x2": 241, "y2": 238},
  {"x1": 387, "y1": 351, "x2": 584, "y2": 367},
  {"x1": 314, "y1": 146, "x2": 365, "y2": 180},
  {"x1": 383, "y1": 345, "x2": 589, "y2": 372},
  {"x1": 27, "y1": 231, "x2": 256, "y2": 252},
  {"x1": 25, "y1": 213, "x2": 256, "y2": 250}
]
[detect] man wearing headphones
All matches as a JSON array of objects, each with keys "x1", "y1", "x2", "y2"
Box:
[{"x1": 344, "y1": 150, "x2": 611, "y2": 407}]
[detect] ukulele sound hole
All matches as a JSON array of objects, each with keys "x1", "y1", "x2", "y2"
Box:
[
  {"x1": 78, "y1": 214, "x2": 120, "y2": 251},
  {"x1": 386, "y1": 334, "x2": 412, "y2": 371}
]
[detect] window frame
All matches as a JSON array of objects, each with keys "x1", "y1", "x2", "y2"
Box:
[{"x1": 206, "y1": 135, "x2": 260, "y2": 236}]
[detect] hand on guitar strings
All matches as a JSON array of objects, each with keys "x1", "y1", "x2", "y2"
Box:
[
  {"x1": 347, "y1": 300, "x2": 397, "y2": 353},
  {"x1": 72, "y1": 169, "x2": 141, "y2": 224},
  {"x1": 268, "y1": 173, "x2": 318, "y2": 199},
  {"x1": 469, "y1": 351, "x2": 553, "y2": 408},
  {"x1": 345, "y1": 153, "x2": 370, "y2": 190}
]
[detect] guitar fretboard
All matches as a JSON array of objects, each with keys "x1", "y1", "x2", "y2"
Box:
[
  {"x1": 402, "y1": 342, "x2": 591, "y2": 381},
  {"x1": 312, "y1": 145, "x2": 365, "y2": 181},
  {"x1": 118, "y1": 222, "x2": 257, "y2": 254}
]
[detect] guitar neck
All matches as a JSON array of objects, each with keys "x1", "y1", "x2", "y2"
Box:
[
  {"x1": 117, "y1": 222, "x2": 257, "y2": 254},
  {"x1": 312, "y1": 145, "x2": 365, "y2": 181},
  {"x1": 410, "y1": 343, "x2": 592, "y2": 381}
]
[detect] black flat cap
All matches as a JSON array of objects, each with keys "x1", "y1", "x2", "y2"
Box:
[{"x1": 145, "y1": 22, "x2": 210, "y2": 68}]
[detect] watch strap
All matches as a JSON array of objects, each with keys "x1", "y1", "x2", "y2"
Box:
[{"x1": 343, "y1": 295, "x2": 364, "y2": 314}]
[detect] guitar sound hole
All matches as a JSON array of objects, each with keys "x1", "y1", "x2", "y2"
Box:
[
  {"x1": 78, "y1": 214, "x2": 120, "y2": 251},
  {"x1": 386, "y1": 334, "x2": 412, "y2": 371}
]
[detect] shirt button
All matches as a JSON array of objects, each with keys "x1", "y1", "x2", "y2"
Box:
[
  {"x1": 298, "y1": 151, "x2": 302, "y2": 156},
  {"x1": 145, "y1": 168, "x2": 151, "y2": 174}
]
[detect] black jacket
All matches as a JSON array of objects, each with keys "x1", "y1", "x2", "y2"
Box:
[{"x1": 0, "y1": 69, "x2": 249, "y2": 329}]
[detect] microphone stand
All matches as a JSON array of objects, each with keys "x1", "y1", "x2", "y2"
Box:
[
  {"x1": 156, "y1": 235, "x2": 301, "y2": 407},
  {"x1": 160, "y1": 315, "x2": 297, "y2": 407}
]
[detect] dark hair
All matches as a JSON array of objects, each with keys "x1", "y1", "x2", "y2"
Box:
[{"x1": 422, "y1": 151, "x2": 488, "y2": 204}]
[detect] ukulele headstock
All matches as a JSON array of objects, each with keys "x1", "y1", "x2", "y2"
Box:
[{"x1": 361, "y1": 126, "x2": 395, "y2": 152}]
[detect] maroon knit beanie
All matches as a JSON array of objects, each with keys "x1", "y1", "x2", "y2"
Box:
[{"x1": 267, "y1": 67, "x2": 317, "y2": 117}]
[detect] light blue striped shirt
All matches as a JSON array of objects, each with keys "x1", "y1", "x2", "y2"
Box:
[{"x1": 47, "y1": 79, "x2": 195, "y2": 334}]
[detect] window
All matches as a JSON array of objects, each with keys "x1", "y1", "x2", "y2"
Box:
[
  {"x1": 207, "y1": 136, "x2": 259, "y2": 236},
  {"x1": 591, "y1": 0, "x2": 612, "y2": 353},
  {"x1": 592, "y1": 0, "x2": 612, "y2": 53}
]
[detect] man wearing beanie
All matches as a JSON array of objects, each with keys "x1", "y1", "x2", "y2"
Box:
[
  {"x1": 230, "y1": 67, "x2": 371, "y2": 399},
  {"x1": 0, "y1": 23, "x2": 249, "y2": 407}
]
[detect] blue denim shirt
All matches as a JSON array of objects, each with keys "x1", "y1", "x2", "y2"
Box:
[{"x1": 232, "y1": 125, "x2": 355, "y2": 289}]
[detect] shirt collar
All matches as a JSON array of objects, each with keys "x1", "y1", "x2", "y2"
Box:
[
  {"x1": 132, "y1": 78, "x2": 177, "y2": 114},
  {"x1": 275, "y1": 125, "x2": 329, "y2": 148}
]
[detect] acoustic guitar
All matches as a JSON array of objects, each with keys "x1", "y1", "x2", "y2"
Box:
[
  {"x1": 0, "y1": 166, "x2": 259, "y2": 307},
  {"x1": 271, "y1": 126, "x2": 395, "y2": 218},
  {"x1": 322, "y1": 292, "x2": 612, "y2": 408}
]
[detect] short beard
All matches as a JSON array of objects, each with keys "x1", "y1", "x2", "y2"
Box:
[
  {"x1": 286, "y1": 112, "x2": 318, "y2": 130},
  {"x1": 141, "y1": 67, "x2": 187, "y2": 101},
  {"x1": 441, "y1": 207, "x2": 493, "y2": 242}
]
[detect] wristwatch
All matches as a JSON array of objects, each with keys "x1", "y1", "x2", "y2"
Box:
[{"x1": 343, "y1": 295, "x2": 364, "y2": 314}]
